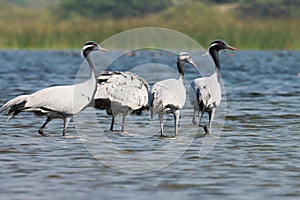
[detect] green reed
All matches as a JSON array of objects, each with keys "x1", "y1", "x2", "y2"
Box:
[{"x1": 0, "y1": 2, "x2": 299, "y2": 50}]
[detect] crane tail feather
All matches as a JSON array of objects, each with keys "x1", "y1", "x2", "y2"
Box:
[
  {"x1": 1, "y1": 100, "x2": 27, "y2": 120},
  {"x1": 7, "y1": 101, "x2": 27, "y2": 117}
]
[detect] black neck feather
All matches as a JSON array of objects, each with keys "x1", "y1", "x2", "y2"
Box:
[
  {"x1": 209, "y1": 48, "x2": 221, "y2": 71},
  {"x1": 209, "y1": 48, "x2": 221, "y2": 81},
  {"x1": 177, "y1": 60, "x2": 185, "y2": 78}
]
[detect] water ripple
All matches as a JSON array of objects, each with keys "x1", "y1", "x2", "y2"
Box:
[{"x1": 0, "y1": 50, "x2": 299, "y2": 199}]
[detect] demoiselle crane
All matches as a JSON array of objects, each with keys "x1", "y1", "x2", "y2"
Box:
[
  {"x1": 94, "y1": 71, "x2": 149, "y2": 132},
  {"x1": 0, "y1": 41, "x2": 108, "y2": 136},
  {"x1": 189, "y1": 39, "x2": 236, "y2": 134},
  {"x1": 150, "y1": 52, "x2": 198, "y2": 136}
]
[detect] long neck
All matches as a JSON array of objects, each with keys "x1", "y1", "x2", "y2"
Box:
[
  {"x1": 209, "y1": 48, "x2": 221, "y2": 81},
  {"x1": 86, "y1": 54, "x2": 96, "y2": 78},
  {"x1": 177, "y1": 61, "x2": 184, "y2": 81},
  {"x1": 85, "y1": 54, "x2": 97, "y2": 95}
]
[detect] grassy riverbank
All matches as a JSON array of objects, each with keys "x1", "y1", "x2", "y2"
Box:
[{"x1": 0, "y1": 2, "x2": 299, "y2": 50}]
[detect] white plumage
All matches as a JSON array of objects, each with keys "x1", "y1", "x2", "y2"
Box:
[
  {"x1": 0, "y1": 41, "x2": 108, "y2": 136},
  {"x1": 93, "y1": 71, "x2": 149, "y2": 131},
  {"x1": 189, "y1": 39, "x2": 236, "y2": 134},
  {"x1": 150, "y1": 52, "x2": 198, "y2": 136}
]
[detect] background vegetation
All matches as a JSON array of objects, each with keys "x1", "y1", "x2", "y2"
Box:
[{"x1": 0, "y1": 0, "x2": 299, "y2": 49}]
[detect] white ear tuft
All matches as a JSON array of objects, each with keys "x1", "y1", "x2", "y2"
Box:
[{"x1": 202, "y1": 51, "x2": 209, "y2": 57}]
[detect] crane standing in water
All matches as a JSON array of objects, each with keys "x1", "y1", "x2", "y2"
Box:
[
  {"x1": 189, "y1": 39, "x2": 236, "y2": 134},
  {"x1": 94, "y1": 71, "x2": 150, "y2": 132},
  {"x1": 150, "y1": 52, "x2": 198, "y2": 136},
  {"x1": 0, "y1": 41, "x2": 109, "y2": 136}
]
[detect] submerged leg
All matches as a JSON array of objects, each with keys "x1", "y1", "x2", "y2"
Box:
[
  {"x1": 198, "y1": 123, "x2": 209, "y2": 134},
  {"x1": 62, "y1": 117, "x2": 71, "y2": 136},
  {"x1": 174, "y1": 110, "x2": 180, "y2": 136},
  {"x1": 121, "y1": 112, "x2": 127, "y2": 132},
  {"x1": 197, "y1": 110, "x2": 208, "y2": 134},
  {"x1": 38, "y1": 117, "x2": 52, "y2": 136},
  {"x1": 199, "y1": 110, "x2": 205, "y2": 123},
  {"x1": 192, "y1": 107, "x2": 199, "y2": 125},
  {"x1": 207, "y1": 109, "x2": 215, "y2": 134},
  {"x1": 110, "y1": 115, "x2": 115, "y2": 131},
  {"x1": 158, "y1": 113, "x2": 164, "y2": 136}
]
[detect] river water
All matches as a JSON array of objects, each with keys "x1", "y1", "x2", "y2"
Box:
[{"x1": 0, "y1": 50, "x2": 299, "y2": 199}]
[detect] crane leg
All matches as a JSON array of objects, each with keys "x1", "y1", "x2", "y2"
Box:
[
  {"x1": 192, "y1": 108, "x2": 199, "y2": 125},
  {"x1": 158, "y1": 113, "x2": 164, "y2": 136},
  {"x1": 199, "y1": 110, "x2": 204, "y2": 123},
  {"x1": 199, "y1": 123, "x2": 209, "y2": 134},
  {"x1": 195, "y1": 109, "x2": 209, "y2": 134},
  {"x1": 208, "y1": 110, "x2": 215, "y2": 134},
  {"x1": 38, "y1": 116, "x2": 52, "y2": 136},
  {"x1": 110, "y1": 116, "x2": 115, "y2": 131},
  {"x1": 121, "y1": 112, "x2": 127, "y2": 132},
  {"x1": 174, "y1": 110, "x2": 180, "y2": 136},
  {"x1": 196, "y1": 111, "x2": 208, "y2": 134},
  {"x1": 62, "y1": 117, "x2": 71, "y2": 136}
]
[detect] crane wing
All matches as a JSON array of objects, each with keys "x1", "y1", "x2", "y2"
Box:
[
  {"x1": 190, "y1": 74, "x2": 221, "y2": 111},
  {"x1": 191, "y1": 79, "x2": 212, "y2": 109},
  {"x1": 95, "y1": 71, "x2": 150, "y2": 111},
  {"x1": 150, "y1": 79, "x2": 186, "y2": 116}
]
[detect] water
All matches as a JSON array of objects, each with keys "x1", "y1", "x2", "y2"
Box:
[{"x1": 0, "y1": 50, "x2": 299, "y2": 199}]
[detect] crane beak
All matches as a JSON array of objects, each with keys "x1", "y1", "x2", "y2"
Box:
[
  {"x1": 187, "y1": 58, "x2": 198, "y2": 67},
  {"x1": 97, "y1": 45, "x2": 109, "y2": 53},
  {"x1": 226, "y1": 44, "x2": 237, "y2": 51}
]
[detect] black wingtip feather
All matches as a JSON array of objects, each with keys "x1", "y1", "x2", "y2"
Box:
[
  {"x1": 7, "y1": 101, "x2": 27, "y2": 118},
  {"x1": 131, "y1": 106, "x2": 149, "y2": 115},
  {"x1": 94, "y1": 98, "x2": 112, "y2": 114}
]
